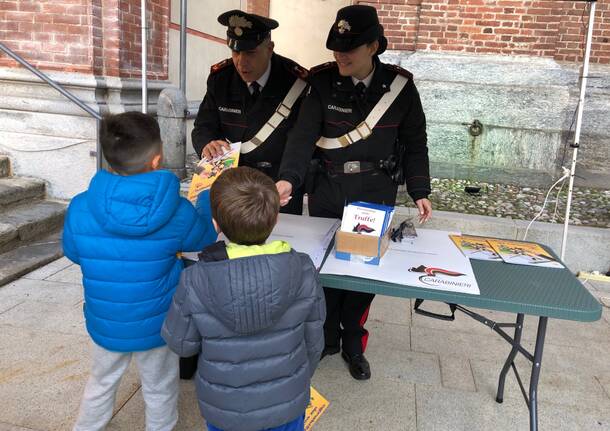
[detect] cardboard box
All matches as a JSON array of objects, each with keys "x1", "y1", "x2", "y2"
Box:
[{"x1": 335, "y1": 229, "x2": 390, "y2": 265}]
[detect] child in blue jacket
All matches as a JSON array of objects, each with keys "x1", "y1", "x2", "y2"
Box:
[{"x1": 63, "y1": 112, "x2": 216, "y2": 431}]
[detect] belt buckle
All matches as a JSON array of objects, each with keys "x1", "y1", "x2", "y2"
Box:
[{"x1": 343, "y1": 161, "x2": 361, "y2": 174}]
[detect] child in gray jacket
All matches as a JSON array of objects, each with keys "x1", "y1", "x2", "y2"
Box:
[{"x1": 162, "y1": 167, "x2": 325, "y2": 431}]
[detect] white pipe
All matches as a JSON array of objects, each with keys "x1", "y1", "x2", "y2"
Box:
[
  {"x1": 561, "y1": 1, "x2": 596, "y2": 260},
  {"x1": 141, "y1": 0, "x2": 148, "y2": 113},
  {"x1": 179, "y1": 0, "x2": 187, "y2": 92}
]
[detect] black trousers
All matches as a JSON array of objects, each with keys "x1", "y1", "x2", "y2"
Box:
[
  {"x1": 309, "y1": 170, "x2": 397, "y2": 356},
  {"x1": 323, "y1": 286, "x2": 374, "y2": 355}
]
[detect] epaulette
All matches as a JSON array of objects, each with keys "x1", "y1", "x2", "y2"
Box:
[
  {"x1": 383, "y1": 63, "x2": 413, "y2": 80},
  {"x1": 210, "y1": 58, "x2": 233, "y2": 75},
  {"x1": 309, "y1": 61, "x2": 337, "y2": 75},
  {"x1": 289, "y1": 63, "x2": 309, "y2": 80}
]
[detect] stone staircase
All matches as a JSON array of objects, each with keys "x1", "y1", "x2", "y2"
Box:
[{"x1": 0, "y1": 155, "x2": 67, "y2": 286}]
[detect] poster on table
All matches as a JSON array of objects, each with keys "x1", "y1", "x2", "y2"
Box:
[{"x1": 321, "y1": 228, "x2": 480, "y2": 295}]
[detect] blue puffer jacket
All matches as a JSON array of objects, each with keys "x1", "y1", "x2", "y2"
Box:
[{"x1": 62, "y1": 169, "x2": 216, "y2": 352}]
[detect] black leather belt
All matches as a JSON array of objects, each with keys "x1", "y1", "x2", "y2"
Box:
[{"x1": 323, "y1": 160, "x2": 381, "y2": 174}]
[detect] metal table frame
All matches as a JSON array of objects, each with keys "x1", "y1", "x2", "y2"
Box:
[
  {"x1": 414, "y1": 301, "x2": 548, "y2": 430},
  {"x1": 320, "y1": 248, "x2": 601, "y2": 431}
]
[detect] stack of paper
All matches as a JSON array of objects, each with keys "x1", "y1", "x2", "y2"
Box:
[
  {"x1": 449, "y1": 234, "x2": 502, "y2": 261},
  {"x1": 486, "y1": 238, "x2": 564, "y2": 268},
  {"x1": 449, "y1": 235, "x2": 564, "y2": 269},
  {"x1": 268, "y1": 213, "x2": 340, "y2": 269}
]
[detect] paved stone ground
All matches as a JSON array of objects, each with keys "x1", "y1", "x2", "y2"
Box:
[{"x1": 1, "y1": 258, "x2": 609, "y2": 431}]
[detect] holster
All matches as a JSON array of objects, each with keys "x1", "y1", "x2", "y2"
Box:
[{"x1": 389, "y1": 138, "x2": 406, "y2": 185}]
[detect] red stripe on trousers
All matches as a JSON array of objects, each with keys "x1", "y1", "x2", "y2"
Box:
[{"x1": 360, "y1": 305, "x2": 371, "y2": 352}]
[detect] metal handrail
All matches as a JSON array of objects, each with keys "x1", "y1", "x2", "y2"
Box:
[{"x1": 0, "y1": 41, "x2": 103, "y2": 170}]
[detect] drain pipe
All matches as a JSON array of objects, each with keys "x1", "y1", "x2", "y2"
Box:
[{"x1": 141, "y1": 0, "x2": 148, "y2": 113}]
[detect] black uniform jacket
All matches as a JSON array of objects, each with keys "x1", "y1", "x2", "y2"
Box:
[
  {"x1": 278, "y1": 58, "x2": 431, "y2": 203},
  {"x1": 192, "y1": 53, "x2": 307, "y2": 181}
]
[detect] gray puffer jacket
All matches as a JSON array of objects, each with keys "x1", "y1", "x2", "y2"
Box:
[{"x1": 161, "y1": 246, "x2": 325, "y2": 431}]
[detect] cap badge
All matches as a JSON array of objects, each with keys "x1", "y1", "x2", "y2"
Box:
[
  {"x1": 229, "y1": 15, "x2": 252, "y2": 36},
  {"x1": 337, "y1": 19, "x2": 351, "y2": 34}
]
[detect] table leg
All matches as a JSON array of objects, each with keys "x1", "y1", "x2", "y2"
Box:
[
  {"x1": 496, "y1": 313, "x2": 525, "y2": 403},
  {"x1": 528, "y1": 316, "x2": 548, "y2": 431}
]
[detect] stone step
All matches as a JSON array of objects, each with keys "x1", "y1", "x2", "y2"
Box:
[
  {"x1": 0, "y1": 176, "x2": 46, "y2": 208},
  {"x1": 0, "y1": 156, "x2": 9, "y2": 178},
  {"x1": 0, "y1": 200, "x2": 67, "y2": 255},
  {"x1": 0, "y1": 231, "x2": 63, "y2": 287}
]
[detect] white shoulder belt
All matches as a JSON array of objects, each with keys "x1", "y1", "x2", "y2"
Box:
[
  {"x1": 315, "y1": 74, "x2": 408, "y2": 150},
  {"x1": 241, "y1": 78, "x2": 307, "y2": 154}
]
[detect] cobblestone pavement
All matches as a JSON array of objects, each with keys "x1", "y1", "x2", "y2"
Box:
[{"x1": 185, "y1": 155, "x2": 610, "y2": 228}]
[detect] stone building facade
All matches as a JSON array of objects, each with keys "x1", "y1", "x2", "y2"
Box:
[{"x1": 0, "y1": 0, "x2": 609, "y2": 199}]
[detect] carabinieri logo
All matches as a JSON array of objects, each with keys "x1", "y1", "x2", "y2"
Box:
[{"x1": 408, "y1": 265, "x2": 471, "y2": 289}]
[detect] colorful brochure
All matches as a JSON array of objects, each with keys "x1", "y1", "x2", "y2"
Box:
[
  {"x1": 449, "y1": 234, "x2": 502, "y2": 261},
  {"x1": 187, "y1": 142, "x2": 241, "y2": 204},
  {"x1": 340, "y1": 201, "x2": 394, "y2": 237},
  {"x1": 305, "y1": 386, "x2": 329, "y2": 430},
  {"x1": 487, "y1": 238, "x2": 564, "y2": 268}
]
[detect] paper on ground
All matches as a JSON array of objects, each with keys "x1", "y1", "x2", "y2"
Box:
[
  {"x1": 305, "y1": 386, "x2": 329, "y2": 430},
  {"x1": 321, "y1": 228, "x2": 480, "y2": 295}
]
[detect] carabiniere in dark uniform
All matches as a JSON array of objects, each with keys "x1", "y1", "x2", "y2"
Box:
[
  {"x1": 192, "y1": 10, "x2": 308, "y2": 215},
  {"x1": 280, "y1": 59, "x2": 431, "y2": 208},
  {"x1": 278, "y1": 5, "x2": 431, "y2": 381}
]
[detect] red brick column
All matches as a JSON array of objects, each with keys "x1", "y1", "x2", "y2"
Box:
[{"x1": 248, "y1": 0, "x2": 271, "y2": 17}]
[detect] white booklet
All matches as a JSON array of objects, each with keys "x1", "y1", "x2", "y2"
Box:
[{"x1": 183, "y1": 214, "x2": 340, "y2": 270}]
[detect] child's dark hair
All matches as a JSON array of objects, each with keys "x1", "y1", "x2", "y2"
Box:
[
  {"x1": 210, "y1": 167, "x2": 280, "y2": 245},
  {"x1": 100, "y1": 112, "x2": 162, "y2": 175}
]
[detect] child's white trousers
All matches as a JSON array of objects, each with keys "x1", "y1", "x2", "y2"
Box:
[{"x1": 73, "y1": 343, "x2": 179, "y2": 431}]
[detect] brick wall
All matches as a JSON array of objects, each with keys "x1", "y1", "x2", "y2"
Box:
[
  {"x1": 0, "y1": 0, "x2": 170, "y2": 78},
  {"x1": 359, "y1": 0, "x2": 610, "y2": 64},
  {"x1": 0, "y1": 0, "x2": 92, "y2": 73}
]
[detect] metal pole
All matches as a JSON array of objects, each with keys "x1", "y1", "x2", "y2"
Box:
[
  {"x1": 561, "y1": 1, "x2": 596, "y2": 260},
  {"x1": 528, "y1": 317, "x2": 548, "y2": 431},
  {"x1": 179, "y1": 0, "x2": 187, "y2": 92},
  {"x1": 141, "y1": 0, "x2": 148, "y2": 113}
]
